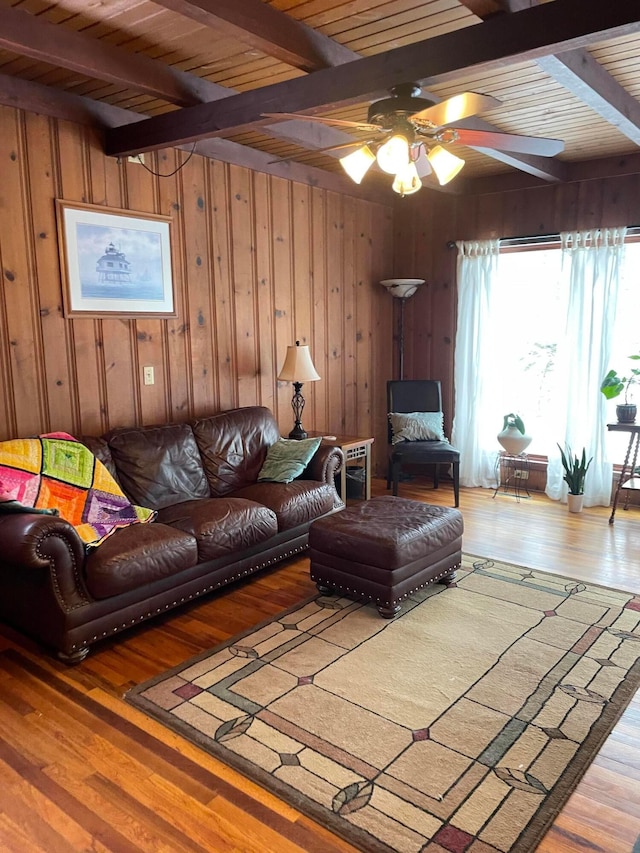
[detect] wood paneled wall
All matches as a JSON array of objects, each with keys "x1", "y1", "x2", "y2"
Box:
[
  {"x1": 395, "y1": 174, "x2": 640, "y2": 432},
  {"x1": 0, "y1": 105, "x2": 396, "y2": 471}
]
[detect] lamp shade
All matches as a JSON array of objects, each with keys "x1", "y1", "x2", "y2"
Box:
[
  {"x1": 427, "y1": 145, "x2": 465, "y2": 186},
  {"x1": 380, "y1": 279, "x2": 425, "y2": 299},
  {"x1": 391, "y1": 161, "x2": 422, "y2": 196},
  {"x1": 339, "y1": 145, "x2": 376, "y2": 184},
  {"x1": 277, "y1": 341, "x2": 320, "y2": 382}
]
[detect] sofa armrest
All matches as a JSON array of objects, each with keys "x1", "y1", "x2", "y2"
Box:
[
  {"x1": 304, "y1": 444, "x2": 344, "y2": 486},
  {"x1": 0, "y1": 513, "x2": 91, "y2": 610}
]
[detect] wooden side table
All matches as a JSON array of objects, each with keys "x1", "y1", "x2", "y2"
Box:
[
  {"x1": 308, "y1": 433, "x2": 374, "y2": 502},
  {"x1": 607, "y1": 422, "x2": 640, "y2": 523}
]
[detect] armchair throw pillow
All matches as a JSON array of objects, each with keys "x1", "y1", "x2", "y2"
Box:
[{"x1": 389, "y1": 411, "x2": 445, "y2": 445}]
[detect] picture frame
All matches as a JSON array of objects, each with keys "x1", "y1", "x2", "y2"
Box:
[{"x1": 56, "y1": 200, "x2": 176, "y2": 318}]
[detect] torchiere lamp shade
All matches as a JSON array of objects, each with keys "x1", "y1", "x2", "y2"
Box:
[
  {"x1": 278, "y1": 341, "x2": 320, "y2": 440},
  {"x1": 380, "y1": 279, "x2": 425, "y2": 380}
]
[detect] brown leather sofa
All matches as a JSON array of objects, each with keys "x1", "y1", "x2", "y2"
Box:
[{"x1": 0, "y1": 406, "x2": 344, "y2": 663}]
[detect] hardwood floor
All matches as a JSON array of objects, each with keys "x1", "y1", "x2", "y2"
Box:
[{"x1": 1, "y1": 480, "x2": 639, "y2": 852}]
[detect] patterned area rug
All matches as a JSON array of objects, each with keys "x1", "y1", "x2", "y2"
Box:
[{"x1": 127, "y1": 555, "x2": 640, "y2": 853}]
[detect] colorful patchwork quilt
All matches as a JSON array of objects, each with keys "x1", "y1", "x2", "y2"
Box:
[{"x1": 0, "y1": 431, "x2": 155, "y2": 548}]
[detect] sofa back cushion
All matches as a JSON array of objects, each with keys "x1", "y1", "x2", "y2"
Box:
[
  {"x1": 192, "y1": 406, "x2": 280, "y2": 496},
  {"x1": 80, "y1": 435, "x2": 120, "y2": 483},
  {"x1": 105, "y1": 423, "x2": 209, "y2": 509}
]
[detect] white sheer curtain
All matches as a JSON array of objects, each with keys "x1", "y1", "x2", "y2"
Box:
[
  {"x1": 546, "y1": 227, "x2": 627, "y2": 506},
  {"x1": 452, "y1": 239, "x2": 500, "y2": 487}
]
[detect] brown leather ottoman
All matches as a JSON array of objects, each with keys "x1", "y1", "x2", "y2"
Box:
[{"x1": 308, "y1": 495, "x2": 463, "y2": 618}]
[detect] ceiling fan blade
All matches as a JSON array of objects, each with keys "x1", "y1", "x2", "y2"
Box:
[
  {"x1": 410, "y1": 93, "x2": 501, "y2": 127},
  {"x1": 451, "y1": 128, "x2": 565, "y2": 156},
  {"x1": 267, "y1": 140, "x2": 371, "y2": 165},
  {"x1": 262, "y1": 112, "x2": 380, "y2": 132}
]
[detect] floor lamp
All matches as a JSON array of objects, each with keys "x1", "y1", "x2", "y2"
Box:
[{"x1": 380, "y1": 279, "x2": 425, "y2": 379}]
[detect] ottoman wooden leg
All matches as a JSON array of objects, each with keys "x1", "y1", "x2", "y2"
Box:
[
  {"x1": 316, "y1": 582, "x2": 334, "y2": 595},
  {"x1": 442, "y1": 570, "x2": 457, "y2": 583},
  {"x1": 377, "y1": 603, "x2": 401, "y2": 619}
]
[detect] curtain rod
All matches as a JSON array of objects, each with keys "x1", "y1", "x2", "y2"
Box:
[
  {"x1": 500, "y1": 234, "x2": 559, "y2": 247},
  {"x1": 448, "y1": 226, "x2": 640, "y2": 250},
  {"x1": 500, "y1": 225, "x2": 640, "y2": 248}
]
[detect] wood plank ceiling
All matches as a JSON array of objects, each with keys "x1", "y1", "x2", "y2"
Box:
[{"x1": 1, "y1": 0, "x2": 640, "y2": 197}]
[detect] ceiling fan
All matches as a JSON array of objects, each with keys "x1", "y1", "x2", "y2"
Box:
[{"x1": 263, "y1": 84, "x2": 564, "y2": 196}]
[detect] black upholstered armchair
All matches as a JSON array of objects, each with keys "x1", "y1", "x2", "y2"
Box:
[{"x1": 387, "y1": 379, "x2": 460, "y2": 507}]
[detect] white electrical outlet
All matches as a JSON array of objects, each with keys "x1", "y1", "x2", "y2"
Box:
[
  {"x1": 128, "y1": 153, "x2": 145, "y2": 165},
  {"x1": 143, "y1": 366, "x2": 154, "y2": 385}
]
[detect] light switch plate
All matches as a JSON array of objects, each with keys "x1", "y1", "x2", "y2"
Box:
[{"x1": 143, "y1": 366, "x2": 154, "y2": 385}]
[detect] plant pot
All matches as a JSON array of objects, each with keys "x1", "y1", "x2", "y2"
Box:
[
  {"x1": 567, "y1": 493, "x2": 584, "y2": 513},
  {"x1": 497, "y1": 425, "x2": 532, "y2": 456},
  {"x1": 616, "y1": 403, "x2": 637, "y2": 424}
]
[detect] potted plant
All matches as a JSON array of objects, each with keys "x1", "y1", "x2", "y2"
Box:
[
  {"x1": 557, "y1": 443, "x2": 593, "y2": 512},
  {"x1": 497, "y1": 413, "x2": 532, "y2": 456},
  {"x1": 600, "y1": 354, "x2": 640, "y2": 423}
]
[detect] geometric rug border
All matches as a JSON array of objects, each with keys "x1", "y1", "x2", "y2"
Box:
[
  {"x1": 514, "y1": 655, "x2": 640, "y2": 852},
  {"x1": 127, "y1": 591, "x2": 394, "y2": 853},
  {"x1": 126, "y1": 553, "x2": 640, "y2": 853}
]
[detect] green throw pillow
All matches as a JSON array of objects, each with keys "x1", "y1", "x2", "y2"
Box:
[{"x1": 258, "y1": 437, "x2": 322, "y2": 484}]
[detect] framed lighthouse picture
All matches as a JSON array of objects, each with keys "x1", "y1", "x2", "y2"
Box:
[{"x1": 56, "y1": 201, "x2": 176, "y2": 318}]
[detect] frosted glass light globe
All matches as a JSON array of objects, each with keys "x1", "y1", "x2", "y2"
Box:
[{"x1": 376, "y1": 135, "x2": 410, "y2": 174}]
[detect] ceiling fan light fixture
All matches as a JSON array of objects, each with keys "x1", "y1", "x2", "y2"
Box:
[
  {"x1": 376, "y1": 134, "x2": 410, "y2": 174},
  {"x1": 427, "y1": 145, "x2": 465, "y2": 185},
  {"x1": 412, "y1": 145, "x2": 432, "y2": 178},
  {"x1": 339, "y1": 145, "x2": 376, "y2": 184},
  {"x1": 392, "y1": 161, "x2": 422, "y2": 197}
]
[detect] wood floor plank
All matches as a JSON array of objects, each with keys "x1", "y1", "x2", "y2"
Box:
[
  {"x1": 44, "y1": 764, "x2": 189, "y2": 853},
  {"x1": 0, "y1": 744, "x2": 130, "y2": 852},
  {"x1": 0, "y1": 811, "x2": 58, "y2": 853},
  {"x1": 578, "y1": 768, "x2": 640, "y2": 818},
  {"x1": 91, "y1": 688, "x2": 304, "y2": 820},
  {"x1": 83, "y1": 773, "x2": 226, "y2": 853},
  {"x1": 0, "y1": 480, "x2": 638, "y2": 852},
  {"x1": 551, "y1": 793, "x2": 640, "y2": 846}
]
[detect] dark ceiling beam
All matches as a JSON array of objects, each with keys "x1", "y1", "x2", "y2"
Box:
[
  {"x1": 161, "y1": 0, "x2": 564, "y2": 180},
  {"x1": 459, "y1": 0, "x2": 640, "y2": 146},
  {"x1": 0, "y1": 4, "x2": 354, "y2": 159},
  {"x1": 0, "y1": 4, "x2": 225, "y2": 108},
  {"x1": 0, "y1": 73, "x2": 389, "y2": 203},
  {"x1": 194, "y1": 137, "x2": 390, "y2": 201},
  {"x1": 105, "y1": 0, "x2": 640, "y2": 157},
  {"x1": 467, "y1": 149, "x2": 640, "y2": 196},
  {"x1": 0, "y1": 0, "x2": 562, "y2": 182},
  {"x1": 457, "y1": 0, "x2": 535, "y2": 16},
  {"x1": 152, "y1": 0, "x2": 357, "y2": 72},
  {"x1": 536, "y1": 51, "x2": 640, "y2": 146},
  {"x1": 0, "y1": 72, "x2": 144, "y2": 128}
]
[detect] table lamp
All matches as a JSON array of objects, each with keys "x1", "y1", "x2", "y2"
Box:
[{"x1": 277, "y1": 341, "x2": 320, "y2": 439}]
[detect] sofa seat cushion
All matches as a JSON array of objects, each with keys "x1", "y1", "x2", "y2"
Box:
[
  {"x1": 156, "y1": 498, "x2": 278, "y2": 561},
  {"x1": 230, "y1": 481, "x2": 336, "y2": 531},
  {"x1": 85, "y1": 523, "x2": 198, "y2": 600}
]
